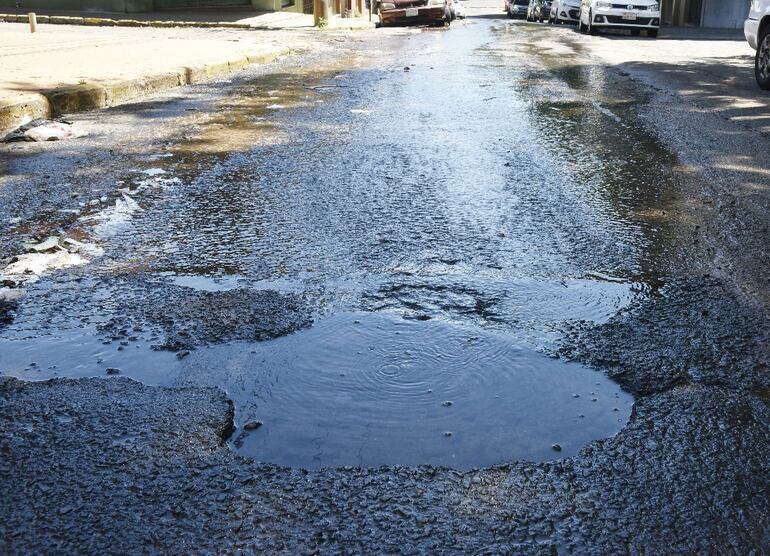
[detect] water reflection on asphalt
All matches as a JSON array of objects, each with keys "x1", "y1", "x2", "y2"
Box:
[{"x1": 0, "y1": 16, "x2": 690, "y2": 468}]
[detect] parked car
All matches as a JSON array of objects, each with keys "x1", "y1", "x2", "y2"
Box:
[
  {"x1": 577, "y1": 0, "x2": 661, "y2": 37},
  {"x1": 378, "y1": 0, "x2": 453, "y2": 26},
  {"x1": 526, "y1": 0, "x2": 552, "y2": 22},
  {"x1": 549, "y1": 0, "x2": 581, "y2": 23},
  {"x1": 507, "y1": 0, "x2": 529, "y2": 18},
  {"x1": 453, "y1": 0, "x2": 467, "y2": 18},
  {"x1": 745, "y1": 0, "x2": 770, "y2": 89}
]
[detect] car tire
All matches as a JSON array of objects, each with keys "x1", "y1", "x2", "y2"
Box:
[
  {"x1": 648, "y1": 29, "x2": 658, "y2": 38},
  {"x1": 756, "y1": 25, "x2": 770, "y2": 90}
]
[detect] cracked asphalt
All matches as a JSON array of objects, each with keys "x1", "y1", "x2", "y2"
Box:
[{"x1": 1, "y1": 3, "x2": 769, "y2": 553}]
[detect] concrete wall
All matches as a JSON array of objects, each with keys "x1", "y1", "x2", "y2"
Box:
[{"x1": 702, "y1": 0, "x2": 750, "y2": 29}]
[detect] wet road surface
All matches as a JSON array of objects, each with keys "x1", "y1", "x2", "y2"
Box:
[
  {"x1": 1, "y1": 4, "x2": 769, "y2": 552},
  {"x1": 0, "y1": 10, "x2": 663, "y2": 469}
]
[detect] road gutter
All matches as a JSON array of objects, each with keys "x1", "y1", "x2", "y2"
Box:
[{"x1": 0, "y1": 47, "x2": 291, "y2": 136}]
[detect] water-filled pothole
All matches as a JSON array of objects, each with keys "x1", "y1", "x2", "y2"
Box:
[
  {"x1": 0, "y1": 274, "x2": 636, "y2": 470},
  {"x1": 178, "y1": 311, "x2": 633, "y2": 469}
]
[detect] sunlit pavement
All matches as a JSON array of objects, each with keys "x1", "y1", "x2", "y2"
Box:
[{"x1": 1, "y1": 5, "x2": 769, "y2": 553}]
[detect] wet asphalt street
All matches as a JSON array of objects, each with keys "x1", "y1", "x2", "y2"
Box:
[{"x1": 1, "y1": 3, "x2": 770, "y2": 553}]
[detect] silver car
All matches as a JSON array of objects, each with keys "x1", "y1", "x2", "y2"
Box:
[{"x1": 549, "y1": 0, "x2": 581, "y2": 23}]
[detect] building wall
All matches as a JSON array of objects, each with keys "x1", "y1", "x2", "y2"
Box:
[
  {"x1": 701, "y1": 0, "x2": 750, "y2": 29},
  {"x1": 663, "y1": 0, "x2": 750, "y2": 28}
]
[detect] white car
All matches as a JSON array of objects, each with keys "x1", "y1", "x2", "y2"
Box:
[
  {"x1": 745, "y1": 0, "x2": 770, "y2": 89},
  {"x1": 453, "y1": 0, "x2": 467, "y2": 18},
  {"x1": 549, "y1": 0, "x2": 581, "y2": 23},
  {"x1": 577, "y1": 0, "x2": 661, "y2": 37},
  {"x1": 507, "y1": 0, "x2": 529, "y2": 17}
]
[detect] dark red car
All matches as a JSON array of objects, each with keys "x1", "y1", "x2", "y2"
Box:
[{"x1": 378, "y1": 0, "x2": 453, "y2": 26}]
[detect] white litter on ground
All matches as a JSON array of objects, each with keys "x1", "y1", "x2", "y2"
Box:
[
  {"x1": 24, "y1": 122, "x2": 89, "y2": 142},
  {"x1": 0, "y1": 287, "x2": 26, "y2": 302},
  {"x1": 85, "y1": 193, "x2": 144, "y2": 238},
  {"x1": 26, "y1": 236, "x2": 61, "y2": 252},
  {"x1": 141, "y1": 168, "x2": 167, "y2": 176},
  {"x1": 1, "y1": 250, "x2": 87, "y2": 283}
]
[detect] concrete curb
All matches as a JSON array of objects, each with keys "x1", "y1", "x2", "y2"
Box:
[
  {"x1": 0, "y1": 46, "x2": 290, "y2": 136},
  {"x1": 0, "y1": 13, "x2": 252, "y2": 29},
  {"x1": 0, "y1": 13, "x2": 376, "y2": 31}
]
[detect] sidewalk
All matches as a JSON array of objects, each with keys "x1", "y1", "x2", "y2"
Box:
[
  {"x1": 0, "y1": 12, "x2": 375, "y2": 135},
  {"x1": 0, "y1": 7, "x2": 377, "y2": 30},
  {"x1": 570, "y1": 27, "x2": 769, "y2": 133}
]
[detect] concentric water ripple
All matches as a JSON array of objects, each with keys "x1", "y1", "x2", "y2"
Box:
[{"x1": 177, "y1": 311, "x2": 632, "y2": 469}]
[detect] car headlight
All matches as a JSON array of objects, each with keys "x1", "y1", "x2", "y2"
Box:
[
  {"x1": 595, "y1": 1, "x2": 611, "y2": 8},
  {"x1": 648, "y1": 2, "x2": 659, "y2": 10},
  {"x1": 380, "y1": 2, "x2": 396, "y2": 9}
]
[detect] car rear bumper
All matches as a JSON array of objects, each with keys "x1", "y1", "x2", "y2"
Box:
[
  {"x1": 591, "y1": 9, "x2": 660, "y2": 29},
  {"x1": 380, "y1": 5, "x2": 445, "y2": 24},
  {"x1": 745, "y1": 17, "x2": 759, "y2": 50}
]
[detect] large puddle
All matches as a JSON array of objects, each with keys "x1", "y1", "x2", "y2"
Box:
[
  {"x1": 0, "y1": 276, "x2": 635, "y2": 469},
  {"x1": 204, "y1": 312, "x2": 631, "y2": 469}
]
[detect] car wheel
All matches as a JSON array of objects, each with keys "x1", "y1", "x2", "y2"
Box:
[
  {"x1": 587, "y1": 10, "x2": 598, "y2": 35},
  {"x1": 648, "y1": 29, "x2": 658, "y2": 38},
  {"x1": 756, "y1": 26, "x2": 770, "y2": 90}
]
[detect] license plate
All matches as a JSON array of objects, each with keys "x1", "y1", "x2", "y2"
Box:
[
  {"x1": 405, "y1": 7, "x2": 419, "y2": 16},
  {"x1": 622, "y1": 12, "x2": 637, "y2": 20}
]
